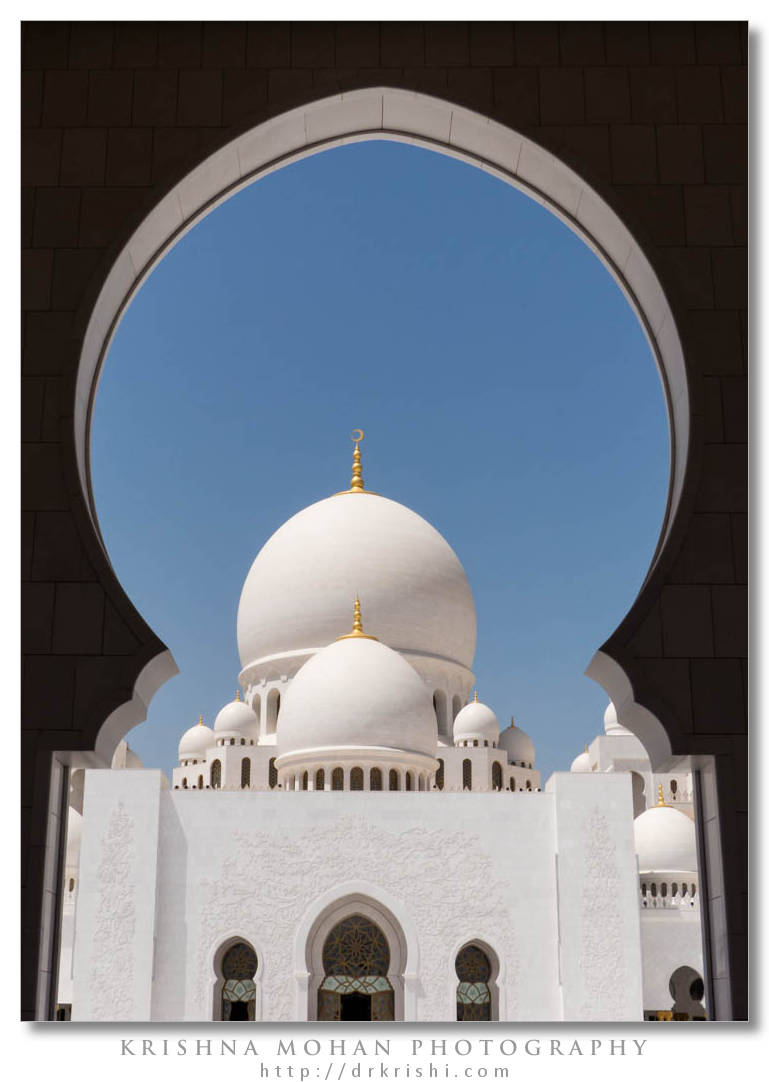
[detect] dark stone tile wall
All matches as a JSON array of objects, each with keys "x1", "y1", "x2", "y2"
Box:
[{"x1": 20, "y1": 20, "x2": 748, "y2": 1020}]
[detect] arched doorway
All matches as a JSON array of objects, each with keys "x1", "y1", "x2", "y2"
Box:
[
  {"x1": 318, "y1": 915, "x2": 394, "y2": 1022},
  {"x1": 302, "y1": 892, "x2": 409, "y2": 1021}
]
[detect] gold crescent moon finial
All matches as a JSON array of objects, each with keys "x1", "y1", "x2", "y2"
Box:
[{"x1": 349, "y1": 429, "x2": 365, "y2": 492}]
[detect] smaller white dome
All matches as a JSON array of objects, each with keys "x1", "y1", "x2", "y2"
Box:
[
  {"x1": 178, "y1": 719, "x2": 216, "y2": 761},
  {"x1": 277, "y1": 632, "x2": 437, "y2": 763},
  {"x1": 634, "y1": 802, "x2": 697, "y2": 874},
  {"x1": 214, "y1": 695, "x2": 258, "y2": 737},
  {"x1": 453, "y1": 698, "x2": 499, "y2": 746},
  {"x1": 498, "y1": 719, "x2": 535, "y2": 765},
  {"x1": 570, "y1": 749, "x2": 591, "y2": 773},
  {"x1": 604, "y1": 701, "x2": 632, "y2": 735}
]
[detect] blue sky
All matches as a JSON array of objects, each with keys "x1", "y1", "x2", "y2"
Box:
[{"x1": 91, "y1": 139, "x2": 669, "y2": 784}]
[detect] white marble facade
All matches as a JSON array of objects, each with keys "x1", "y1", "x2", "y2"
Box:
[{"x1": 62, "y1": 437, "x2": 705, "y2": 1023}]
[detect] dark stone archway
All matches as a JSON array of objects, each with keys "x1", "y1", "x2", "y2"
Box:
[{"x1": 21, "y1": 20, "x2": 747, "y2": 1019}]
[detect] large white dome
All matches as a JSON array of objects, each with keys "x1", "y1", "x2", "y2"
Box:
[
  {"x1": 634, "y1": 804, "x2": 697, "y2": 874},
  {"x1": 237, "y1": 492, "x2": 476, "y2": 677},
  {"x1": 276, "y1": 634, "x2": 437, "y2": 763}
]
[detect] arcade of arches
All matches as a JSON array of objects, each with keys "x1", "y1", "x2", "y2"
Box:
[{"x1": 21, "y1": 21, "x2": 747, "y2": 1020}]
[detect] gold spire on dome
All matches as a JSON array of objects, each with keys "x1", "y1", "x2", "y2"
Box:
[
  {"x1": 334, "y1": 429, "x2": 380, "y2": 496},
  {"x1": 198, "y1": 714, "x2": 203, "y2": 726},
  {"x1": 474, "y1": 689, "x2": 479, "y2": 703},
  {"x1": 337, "y1": 596, "x2": 378, "y2": 641},
  {"x1": 235, "y1": 689, "x2": 241, "y2": 702},
  {"x1": 656, "y1": 782, "x2": 668, "y2": 807},
  {"x1": 585, "y1": 743, "x2": 589, "y2": 754}
]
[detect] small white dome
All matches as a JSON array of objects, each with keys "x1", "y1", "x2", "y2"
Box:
[
  {"x1": 634, "y1": 803, "x2": 697, "y2": 874},
  {"x1": 276, "y1": 634, "x2": 436, "y2": 762},
  {"x1": 604, "y1": 701, "x2": 632, "y2": 735},
  {"x1": 570, "y1": 750, "x2": 591, "y2": 773},
  {"x1": 237, "y1": 491, "x2": 476, "y2": 675},
  {"x1": 214, "y1": 696, "x2": 258, "y2": 737},
  {"x1": 498, "y1": 720, "x2": 535, "y2": 765},
  {"x1": 453, "y1": 699, "x2": 500, "y2": 746},
  {"x1": 178, "y1": 719, "x2": 215, "y2": 761}
]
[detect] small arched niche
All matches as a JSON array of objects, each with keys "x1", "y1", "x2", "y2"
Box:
[
  {"x1": 212, "y1": 938, "x2": 259, "y2": 1021},
  {"x1": 454, "y1": 940, "x2": 500, "y2": 1021}
]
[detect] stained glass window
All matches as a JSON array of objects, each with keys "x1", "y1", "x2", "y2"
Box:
[
  {"x1": 318, "y1": 915, "x2": 394, "y2": 1022},
  {"x1": 456, "y1": 945, "x2": 492, "y2": 1021},
  {"x1": 462, "y1": 759, "x2": 472, "y2": 790},
  {"x1": 241, "y1": 758, "x2": 251, "y2": 789},
  {"x1": 332, "y1": 767, "x2": 344, "y2": 790},
  {"x1": 351, "y1": 767, "x2": 364, "y2": 790},
  {"x1": 370, "y1": 767, "x2": 382, "y2": 791},
  {"x1": 221, "y1": 941, "x2": 257, "y2": 1021}
]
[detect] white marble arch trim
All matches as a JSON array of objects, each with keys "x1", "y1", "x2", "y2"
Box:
[
  {"x1": 76, "y1": 87, "x2": 687, "y2": 582},
  {"x1": 293, "y1": 881, "x2": 420, "y2": 1022}
]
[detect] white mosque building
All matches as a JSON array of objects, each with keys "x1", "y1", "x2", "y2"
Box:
[{"x1": 58, "y1": 434, "x2": 705, "y2": 1023}]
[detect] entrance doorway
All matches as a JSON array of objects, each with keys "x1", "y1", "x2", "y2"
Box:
[{"x1": 317, "y1": 914, "x2": 394, "y2": 1022}]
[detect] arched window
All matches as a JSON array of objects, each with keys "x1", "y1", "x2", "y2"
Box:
[
  {"x1": 433, "y1": 689, "x2": 448, "y2": 738},
  {"x1": 318, "y1": 915, "x2": 393, "y2": 1021},
  {"x1": 370, "y1": 767, "x2": 382, "y2": 791},
  {"x1": 302, "y1": 771, "x2": 309, "y2": 790},
  {"x1": 332, "y1": 767, "x2": 344, "y2": 791},
  {"x1": 210, "y1": 760, "x2": 221, "y2": 789},
  {"x1": 668, "y1": 965, "x2": 707, "y2": 1020},
  {"x1": 350, "y1": 767, "x2": 364, "y2": 791},
  {"x1": 492, "y1": 762, "x2": 502, "y2": 790},
  {"x1": 389, "y1": 769, "x2": 399, "y2": 791},
  {"x1": 68, "y1": 878, "x2": 75, "y2": 892},
  {"x1": 198, "y1": 774, "x2": 204, "y2": 789},
  {"x1": 405, "y1": 772, "x2": 413, "y2": 792},
  {"x1": 456, "y1": 944, "x2": 492, "y2": 1021},
  {"x1": 436, "y1": 759, "x2": 444, "y2": 790},
  {"x1": 182, "y1": 777, "x2": 188, "y2": 788},
  {"x1": 268, "y1": 758, "x2": 277, "y2": 789},
  {"x1": 316, "y1": 768, "x2": 325, "y2": 791},
  {"x1": 462, "y1": 759, "x2": 472, "y2": 790},
  {"x1": 241, "y1": 758, "x2": 251, "y2": 789},
  {"x1": 220, "y1": 941, "x2": 257, "y2": 1021},
  {"x1": 509, "y1": 777, "x2": 516, "y2": 791},
  {"x1": 266, "y1": 689, "x2": 281, "y2": 735}
]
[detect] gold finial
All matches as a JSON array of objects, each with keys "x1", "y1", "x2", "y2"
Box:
[
  {"x1": 235, "y1": 689, "x2": 241, "y2": 702},
  {"x1": 510, "y1": 715, "x2": 515, "y2": 727},
  {"x1": 334, "y1": 429, "x2": 380, "y2": 496},
  {"x1": 337, "y1": 596, "x2": 378, "y2": 641},
  {"x1": 350, "y1": 429, "x2": 365, "y2": 492},
  {"x1": 656, "y1": 782, "x2": 668, "y2": 807},
  {"x1": 198, "y1": 714, "x2": 203, "y2": 726},
  {"x1": 474, "y1": 688, "x2": 479, "y2": 703}
]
